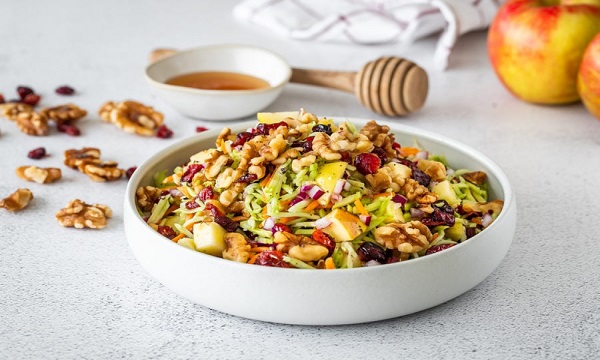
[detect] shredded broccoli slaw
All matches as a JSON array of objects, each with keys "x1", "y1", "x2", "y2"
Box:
[{"x1": 137, "y1": 111, "x2": 503, "y2": 269}]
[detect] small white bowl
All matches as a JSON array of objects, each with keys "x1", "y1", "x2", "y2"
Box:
[
  {"x1": 145, "y1": 44, "x2": 291, "y2": 120},
  {"x1": 124, "y1": 118, "x2": 517, "y2": 325}
]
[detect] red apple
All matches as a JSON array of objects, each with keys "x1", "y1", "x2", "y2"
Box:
[
  {"x1": 578, "y1": 33, "x2": 600, "y2": 119},
  {"x1": 488, "y1": 0, "x2": 600, "y2": 104}
]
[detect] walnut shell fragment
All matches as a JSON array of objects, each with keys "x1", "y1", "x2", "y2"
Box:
[
  {"x1": 56, "y1": 199, "x2": 112, "y2": 229},
  {"x1": 0, "y1": 188, "x2": 33, "y2": 212}
]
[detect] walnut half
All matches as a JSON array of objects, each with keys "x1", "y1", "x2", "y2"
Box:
[
  {"x1": 0, "y1": 188, "x2": 33, "y2": 212},
  {"x1": 16, "y1": 166, "x2": 62, "y2": 184},
  {"x1": 374, "y1": 221, "x2": 433, "y2": 254},
  {"x1": 56, "y1": 199, "x2": 112, "y2": 229}
]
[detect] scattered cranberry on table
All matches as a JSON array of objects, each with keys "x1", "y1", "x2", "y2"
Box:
[
  {"x1": 27, "y1": 147, "x2": 47, "y2": 159},
  {"x1": 125, "y1": 166, "x2": 137, "y2": 179},
  {"x1": 57, "y1": 123, "x2": 81, "y2": 136},
  {"x1": 17, "y1": 86, "x2": 34, "y2": 99},
  {"x1": 195, "y1": 126, "x2": 208, "y2": 133},
  {"x1": 22, "y1": 93, "x2": 41, "y2": 106},
  {"x1": 55, "y1": 86, "x2": 75, "y2": 95},
  {"x1": 156, "y1": 125, "x2": 173, "y2": 139}
]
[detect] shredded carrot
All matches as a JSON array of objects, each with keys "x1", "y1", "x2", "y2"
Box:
[
  {"x1": 162, "y1": 175, "x2": 174, "y2": 184},
  {"x1": 172, "y1": 233, "x2": 186, "y2": 243},
  {"x1": 262, "y1": 206, "x2": 268, "y2": 216},
  {"x1": 399, "y1": 147, "x2": 420, "y2": 157},
  {"x1": 304, "y1": 199, "x2": 322, "y2": 212},
  {"x1": 248, "y1": 253, "x2": 260, "y2": 264},
  {"x1": 260, "y1": 173, "x2": 273, "y2": 187},
  {"x1": 164, "y1": 204, "x2": 179, "y2": 217},
  {"x1": 373, "y1": 192, "x2": 393, "y2": 199},
  {"x1": 185, "y1": 221, "x2": 196, "y2": 230},
  {"x1": 354, "y1": 199, "x2": 368, "y2": 215},
  {"x1": 325, "y1": 257, "x2": 336, "y2": 270},
  {"x1": 431, "y1": 232, "x2": 439, "y2": 241},
  {"x1": 278, "y1": 216, "x2": 298, "y2": 224}
]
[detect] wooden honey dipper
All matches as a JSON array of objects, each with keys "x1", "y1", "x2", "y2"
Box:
[{"x1": 150, "y1": 49, "x2": 428, "y2": 117}]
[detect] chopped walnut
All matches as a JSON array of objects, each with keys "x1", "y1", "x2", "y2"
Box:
[
  {"x1": 225, "y1": 200, "x2": 246, "y2": 214},
  {"x1": 259, "y1": 134, "x2": 287, "y2": 161},
  {"x1": 204, "y1": 154, "x2": 231, "y2": 179},
  {"x1": 0, "y1": 103, "x2": 33, "y2": 121},
  {"x1": 0, "y1": 188, "x2": 33, "y2": 212},
  {"x1": 291, "y1": 154, "x2": 316, "y2": 173},
  {"x1": 360, "y1": 120, "x2": 396, "y2": 158},
  {"x1": 216, "y1": 128, "x2": 233, "y2": 153},
  {"x1": 403, "y1": 179, "x2": 437, "y2": 204},
  {"x1": 366, "y1": 170, "x2": 392, "y2": 193},
  {"x1": 273, "y1": 231, "x2": 328, "y2": 262},
  {"x1": 462, "y1": 200, "x2": 504, "y2": 216},
  {"x1": 330, "y1": 122, "x2": 374, "y2": 153},
  {"x1": 374, "y1": 221, "x2": 433, "y2": 253},
  {"x1": 219, "y1": 189, "x2": 239, "y2": 207},
  {"x1": 79, "y1": 161, "x2": 125, "y2": 182},
  {"x1": 40, "y1": 104, "x2": 87, "y2": 124},
  {"x1": 222, "y1": 233, "x2": 251, "y2": 263},
  {"x1": 16, "y1": 166, "x2": 62, "y2": 184},
  {"x1": 312, "y1": 132, "x2": 342, "y2": 160},
  {"x1": 15, "y1": 111, "x2": 49, "y2": 136},
  {"x1": 136, "y1": 186, "x2": 162, "y2": 212},
  {"x1": 462, "y1": 171, "x2": 487, "y2": 185},
  {"x1": 56, "y1": 199, "x2": 112, "y2": 229},
  {"x1": 271, "y1": 148, "x2": 300, "y2": 165},
  {"x1": 417, "y1": 159, "x2": 446, "y2": 182},
  {"x1": 64, "y1": 147, "x2": 101, "y2": 169},
  {"x1": 64, "y1": 147, "x2": 125, "y2": 181},
  {"x1": 99, "y1": 100, "x2": 164, "y2": 136}
]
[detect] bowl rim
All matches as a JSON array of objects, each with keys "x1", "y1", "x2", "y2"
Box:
[
  {"x1": 125, "y1": 117, "x2": 515, "y2": 275},
  {"x1": 144, "y1": 43, "x2": 292, "y2": 96}
]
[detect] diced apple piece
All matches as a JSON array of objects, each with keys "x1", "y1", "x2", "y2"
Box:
[
  {"x1": 315, "y1": 161, "x2": 348, "y2": 205},
  {"x1": 177, "y1": 237, "x2": 197, "y2": 251},
  {"x1": 446, "y1": 221, "x2": 466, "y2": 241},
  {"x1": 386, "y1": 202, "x2": 405, "y2": 223},
  {"x1": 322, "y1": 209, "x2": 366, "y2": 242},
  {"x1": 193, "y1": 222, "x2": 227, "y2": 257},
  {"x1": 257, "y1": 111, "x2": 299, "y2": 124},
  {"x1": 432, "y1": 180, "x2": 460, "y2": 207},
  {"x1": 385, "y1": 162, "x2": 412, "y2": 179}
]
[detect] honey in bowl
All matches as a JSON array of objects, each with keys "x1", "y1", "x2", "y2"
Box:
[{"x1": 165, "y1": 71, "x2": 270, "y2": 91}]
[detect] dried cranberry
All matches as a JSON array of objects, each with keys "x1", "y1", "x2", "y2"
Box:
[
  {"x1": 205, "y1": 203, "x2": 238, "y2": 232},
  {"x1": 311, "y1": 124, "x2": 332, "y2": 135},
  {"x1": 425, "y1": 243, "x2": 455, "y2": 255},
  {"x1": 232, "y1": 131, "x2": 256, "y2": 147},
  {"x1": 185, "y1": 200, "x2": 200, "y2": 210},
  {"x1": 156, "y1": 125, "x2": 173, "y2": 139},
  {"x1": 254, "y1": 250, "x2": 290, "y2": 268},
  {"x1": 125, "y1": 166, "x2": 137, "y2": 179},
  {"x1": 55, "y1": 86, "x2": 75, "y2": 95},
  {"x1": 392, "y1": 142, "x2": 401, "y2": 153},
  {"x1": 195, "y1": 126, "x2": 208, "y2": 133},
  {"x1": 22, "y1": 93, "x2": 41, "y2": 106},
  {"x1": 180, "y1": 164, "x2": 204, "y2": 183},
  {"x1": 235, "y1": 173, "x2": 258, "y2": 184},
  {"x1": 396, "y1": 158, "x2": 431, "y2": 186},
  {"x1": 466, "y1": 227, "x2": 477, "y2": 239},
  {"x1": 355, "y1": 153, "x2": 381, "y2": 175},
  {"x1": 57, "y1": 123, "x2": 81, "y2": 136},
  {"x1": 371, "y1": 146, "x2": 387, "y2": 165},
  {"x1": 357, "y1": 242, "x2": 389, "y2": 263},
  {"x1": 17, "y1": 86, "x2": 34, "y2": 99},
  {"x1": 27, "y1": 147, "x2": 46, "y2": 159},
  {"x1": 197, "y1": 186, "x2": 215, "y2": 202},
  {"x1": 312, "y1": 230, "x2": 335, "y2": 256},
  {"x1": 157, "y1": 225, "x2": 177, "y2": 239},
  {"x1": 272, "y1": 223, "x2": 292, "y2": 234},
  {"x1": 339, "y1": 150, "x2": 352, "y2": 164},
  {"x1": 420, "y1": 202, "x2": 455, "y2": 227},
  {"x1": 255, "y1": 121, "x2": 287, "y2": 135},
  {"x1": 291, "y1": 136, "x2": 314, "y2": 153},
  {"x1": 0, "y1": 94, "x2": 4, "y2": 104}
]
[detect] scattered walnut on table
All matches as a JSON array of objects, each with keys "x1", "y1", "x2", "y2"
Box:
[
  {"x1": 64, "y1": 147, "x2": 125, "y2": 182},
  {"x1": 55, "y1": 199, "x2": 112, "y2": 229},
  {"x1": 373, "y1": 221, "x2": 433, "y2": 254},
  {"x1": 0, "y1": 103, "x2": 34, "y2": 121},
  {"x1": 98, "y1": 100, "x2": 164, "y2": 136},
  {"x1": 15, "y1": 111, "x2": 49, "y2": 136},
  {"x1": 40, "y1": 103, "x2": 87, "y2": 125},
  {"x1": 0, "y1": 188, "x2": 33, "y2": 212},
  {"x1": 16, "y1": 166, "x2": 62, "y2": 184}
]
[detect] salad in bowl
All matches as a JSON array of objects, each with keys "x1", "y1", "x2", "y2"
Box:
[{"x1": 135, "y1": 110, "x2": 503, "y2": 270}]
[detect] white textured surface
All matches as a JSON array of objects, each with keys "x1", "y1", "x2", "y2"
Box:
[{"x1": 0, "y1": 1, "x2": 599, "y2": 359}]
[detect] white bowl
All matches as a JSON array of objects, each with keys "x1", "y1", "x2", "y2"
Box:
[
  {"x1": 124, "y1": 118, "x2": 517, "y2": 325},
  {"x1": 145, "y1": 44, "x2": 291, "y2": 120}
]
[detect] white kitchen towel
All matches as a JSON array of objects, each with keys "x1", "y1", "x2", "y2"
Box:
[{"x1": 234, "y1": 0, "x2": 503, "y2": 70}]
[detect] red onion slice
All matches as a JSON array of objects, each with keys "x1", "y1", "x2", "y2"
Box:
[
  {"x1": 482, "y1": 213, "x2": 493, "y2": 227},
  {"x1": 359, "y1": 214, "x2": 372, "y2": 226},
  {"x1": 392, "y1": 194, "x2": 407, "y2": 206},
  {"x1": 333, "y1": 179, "x2": 346, "y2": 194},
  {"x1": 315, "y1": 217, "x2": 332, "y2": 229},
  {"x1": 307, "y1": 185, "x2": 324, "y2": 199},
  {"x1": 263, "y1": 217, "x2": 275, "y2": 230}
]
